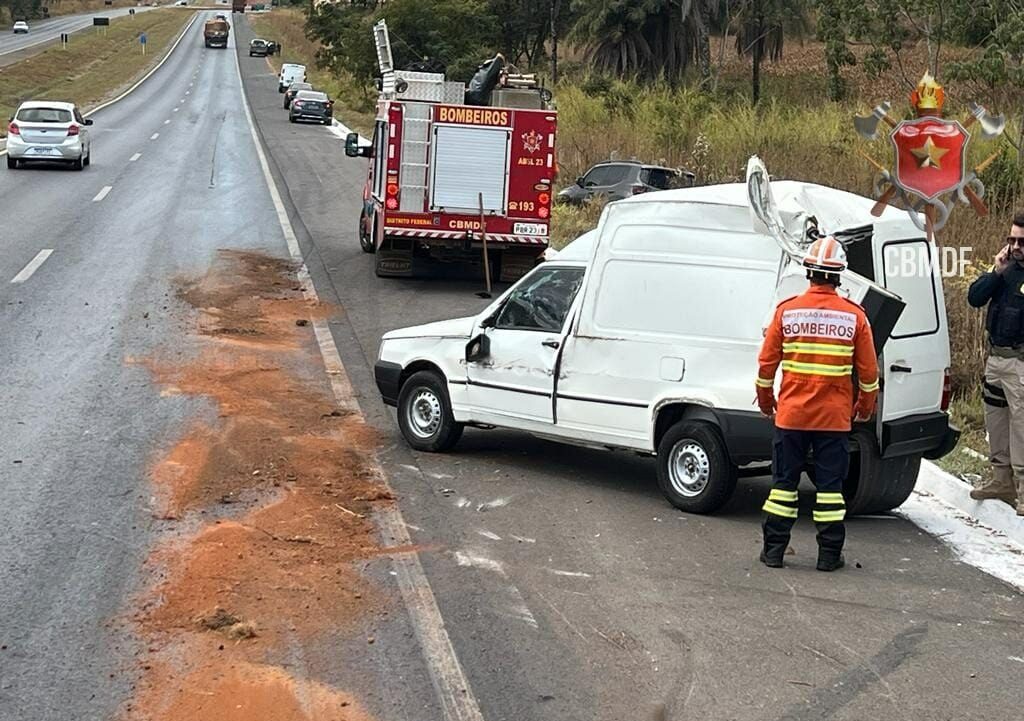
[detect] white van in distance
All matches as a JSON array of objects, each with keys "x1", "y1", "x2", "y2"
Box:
[
  {"x1": 374, "y1": 165, "x2": 960, "y2": 515},
  {"x1": 277, "y1": 63, "x2": 306, "y2": 93}
]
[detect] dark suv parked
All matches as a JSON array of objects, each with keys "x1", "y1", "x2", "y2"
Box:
[{"x1": 557, "y1": 160, "x2": 696, "y2": 205}]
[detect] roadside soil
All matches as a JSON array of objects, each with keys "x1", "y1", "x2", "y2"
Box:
[{"x1": 123, "y1": 250, "x2": 393, "y2": 721}]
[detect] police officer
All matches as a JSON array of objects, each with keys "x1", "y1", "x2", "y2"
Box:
[
  {"x1": 755, "y1": 237, "x2": 879, "y2": 571},
  {"x1": 967, "y1": 212, "x2": 1024, "y2": 515}
]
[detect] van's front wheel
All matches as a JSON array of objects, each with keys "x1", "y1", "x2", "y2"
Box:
[
  {"x1": 397, "y1": 371, "x2": 464, "y2": 452},
  {"x1": 656, "y1": 421, "x2": 737, "y2": 513}
]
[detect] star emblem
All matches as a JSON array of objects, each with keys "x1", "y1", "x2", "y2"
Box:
[{"x1": 910, "y1": 136, "x2": 949, "y2": 169}]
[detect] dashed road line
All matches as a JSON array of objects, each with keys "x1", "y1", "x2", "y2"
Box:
[
  {"x1": 150, "y1": 133, "x2": 159, "y2": 140},
  {"x1": 92, "y1": 185, "x2": 112, "y2": 202},
  {"x1": 11, "y1": 249, "x2": 53, "y2": 284},
  {"x1": 164, "y1": 119, "x2": 171, "y2": 125},
  {"x1": 130, "y1": 152, "x2": 141, "y2": 162},
  {"x1": 173, "y1": 107, "x2": 179, "y2": 113}
]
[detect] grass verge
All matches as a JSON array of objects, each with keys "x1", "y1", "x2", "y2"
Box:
[
  {"x1": 0, "y1": 8, "x2": 193, "y2": 136},
  {"x1": 247, "y1": 7, "x2": 374, "y2": 136}
]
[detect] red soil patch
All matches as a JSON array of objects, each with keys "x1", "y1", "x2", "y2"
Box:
[{"x1": 125, "y1": 250, "x2": 391, "y2": 721}]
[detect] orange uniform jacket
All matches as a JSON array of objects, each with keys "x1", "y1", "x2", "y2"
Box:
[{"x1": 757, "y1": 285, "x2": 880, "y2": 432}]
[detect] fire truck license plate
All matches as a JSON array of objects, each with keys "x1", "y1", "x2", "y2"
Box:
[{"x1": 513, "y1": 223, "x2": 548, "y2": 236}]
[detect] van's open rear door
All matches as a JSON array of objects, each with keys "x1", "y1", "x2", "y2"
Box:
[{"x1": 745, "y1": 156, "x2": 906, "y2": 353}]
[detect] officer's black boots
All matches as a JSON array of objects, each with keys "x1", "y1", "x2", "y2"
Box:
[
  {"x1": 759, "y1": 550, "x2": 784, "y2": 568},
  {"x1": 816, "y1": 554, "x2": 845, "y2": 572}
]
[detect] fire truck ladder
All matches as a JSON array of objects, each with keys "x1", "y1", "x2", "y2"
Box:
[{"x1": 400, "y1": 103, "x2": 431, "y2": 213}]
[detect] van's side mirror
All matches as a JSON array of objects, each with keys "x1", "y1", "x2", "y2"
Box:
[
  {"x1": 465, "y1": 334, "x2": 490, "y2": 362},
  {"x1": 84, "y1": 119, "x2": 94, "y2": 126}
]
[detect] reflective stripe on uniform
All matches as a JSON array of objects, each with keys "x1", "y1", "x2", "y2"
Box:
[
  {"x1": 763, "y1": 500, "x2": 799, "y2": 518},
  {"x1": 816, "y1": 492, "x2": 845, "y2": 504},
  {"x1": 783, "y1": 342, "x2": 855, "y2": 357},
  {"x1": 780, "y1": 360, "x2": 854, "y2": 377},
  {"x1": 858, "y1": 379, "x2": 880, "y2": 392},
  {"x1": 813, "y1": 509, "x2": 846, "y2": 522},
  {"x1": 756, "y1": 377, "x2": 775, "y2": 388},
  {"x1": 769, "y1": 489, "x2": 799, "y2": 503}
]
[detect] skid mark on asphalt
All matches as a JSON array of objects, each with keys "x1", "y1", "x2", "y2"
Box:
[{"x1": 775, "y1": 624, "x2": 928, "y2": 721}]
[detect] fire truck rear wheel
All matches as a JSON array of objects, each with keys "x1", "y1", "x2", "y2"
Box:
[
  {"x1": 397, "y1": 371, "x2": 464, "y2": 452},
  {"x1": 843, "y1": 428, "x2": 921, "y2": 515},
  {"x1": 359, "y1": 213, "x2": 375, "y2": 253}
]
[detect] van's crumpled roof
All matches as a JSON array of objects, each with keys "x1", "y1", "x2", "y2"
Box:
[
  {"x1": 622, "y1": 179, "x2": 911, "y2": 237},
  {"x1": 552, "y1": 180, "x2": 915, "y2": 266}
]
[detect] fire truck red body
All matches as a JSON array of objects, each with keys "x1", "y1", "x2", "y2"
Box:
[{"x1": 358, "y1": 98, "x2": 557, "y2": 279}]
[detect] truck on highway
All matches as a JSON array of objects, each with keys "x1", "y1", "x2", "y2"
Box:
[
  {"x1": 203, "y1": 17, "x2": 229, "y2": 48},
  {"x1": 345, "y1": 20, "x2": 556, "y2": 281}
]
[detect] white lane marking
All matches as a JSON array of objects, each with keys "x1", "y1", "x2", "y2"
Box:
[
  {"x1": 0, "y1": 13, "x2": 200, "y2": 159},
  {"x1": 164, "y1": 119, "x2": 170, "y2": 125},
  {"x1": 511, "y1": 535, "x2": 536, "y2": 544},
  {"x1": 477, "y1": 530, "x2": 502, "y2": 541},
  {"x1": 173, "y1": 107, "x2": 179, "y2": 112},
  {"x1": 92, "y1": 185, "x2": 112, "y2": 202},
  {"x1": 150, "y1": 133, "x2": 159, "y2": 140},
  {"x1": 234, "y1": 44, "x2": 486, "y2": 721},
  {"x1": 546, "y1": 568, "x2": 593, "y2": 579},
  {"x1": 129, "y1": 152, "x2": 141, "y2": 162},
  {"x1": 185, "y1": 90, "x2": 190, "y2": 95},
  {"x1": 11, "y1": 249, "x2": 53, "y2": 284}
]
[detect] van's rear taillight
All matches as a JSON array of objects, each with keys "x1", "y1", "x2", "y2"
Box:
[
  {"x1": 630, "y1": 184, "x2": 649, "y2": 195},
  {"x1": 941, "y1": 368, "x2": 952, "y2": 412},
  {"x1": 67, "y1": 125, "x2": 80, "y2": 136},
  {"x1": 8, "y1": 122, "x2": 19, "y2": 135}
]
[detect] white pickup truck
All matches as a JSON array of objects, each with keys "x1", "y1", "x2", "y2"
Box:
[{"x1": 373, "y1": 168, "x2": 960, "y2": 515}]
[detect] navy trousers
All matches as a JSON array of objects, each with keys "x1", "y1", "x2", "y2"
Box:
[{"x1": 762, "y1": 428, "x2": 849, "y2": 563}]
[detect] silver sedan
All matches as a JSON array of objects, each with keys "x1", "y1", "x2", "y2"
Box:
[{"x1": 6, "y1": 101, "x2": 93, "y2": 170}]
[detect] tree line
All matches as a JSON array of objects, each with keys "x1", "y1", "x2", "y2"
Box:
[{"x1": 305, "y1": 0, "x2": 1024, "y2": 107}]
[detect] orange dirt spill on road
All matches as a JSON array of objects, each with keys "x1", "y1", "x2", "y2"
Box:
[{"x1": 125, "y1": 251, "x2": 389, "y2": 721}]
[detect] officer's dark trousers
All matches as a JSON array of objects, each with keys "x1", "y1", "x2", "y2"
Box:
[{"x1": 762, "y1": 428, "x2": 849, "y2": 563}]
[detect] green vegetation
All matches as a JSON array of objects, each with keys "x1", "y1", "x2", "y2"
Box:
[{"x1": 0, "y1": 8, "x2": 192, "y2": 131}]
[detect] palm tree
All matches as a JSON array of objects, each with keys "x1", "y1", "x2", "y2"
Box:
[{"x1": 571, "y1": 0, "x2": 709, "y2": 82}]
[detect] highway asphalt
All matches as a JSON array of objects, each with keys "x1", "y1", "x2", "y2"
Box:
[
  {"x1": 0, "y1": 5, "x2": 155, "y2": 59},
  {"x1": 0, "y1": 11, "x2": 1020, "y2": 721}
]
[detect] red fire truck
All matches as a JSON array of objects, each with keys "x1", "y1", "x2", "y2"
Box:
[{"x1": 345, "y1": 21, "x2": 557, "y2": 280}]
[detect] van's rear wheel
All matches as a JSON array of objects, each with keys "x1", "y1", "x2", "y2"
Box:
[
  {"x1": 397, "y1": 371, "x2": 464, "y2": 452},
  {"x1": 844, "y1": 428, "x2": 922, "y2": 515},
  {"x1": 656, "y1": 421, "x2": 737, "y2": 514}
]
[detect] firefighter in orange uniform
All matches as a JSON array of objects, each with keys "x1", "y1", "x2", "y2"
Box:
[{"x1": 755, "y1": 236, "x2": 880, "y2": 571}]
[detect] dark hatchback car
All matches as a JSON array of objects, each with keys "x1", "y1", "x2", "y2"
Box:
[
  {"x1": 282, "y1": 81, "x2": 312, "y2": 109},
  {"x1": 289, "y1": 90, "x2": 333, "y2": 125},
  {"x1": 248, "y1": 38, "x2": 270, "y2": 57},
  {"x1": 557, "y1": 160, "x2": 696, "y2": 205}
]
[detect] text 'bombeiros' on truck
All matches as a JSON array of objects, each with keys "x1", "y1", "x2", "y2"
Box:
[{"x1": 344, "y1": 20, "x2": 557, "y2": 282}]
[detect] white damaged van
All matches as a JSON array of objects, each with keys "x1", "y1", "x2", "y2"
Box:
[{"x1": 374, "y1": 159, "x2": 960, "y2": 514}]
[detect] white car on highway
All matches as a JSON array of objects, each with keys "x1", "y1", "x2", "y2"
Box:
[
  {"x1": 7, "y1": 101, "x2": 93, "y2": 170},
  {"x1": 12, "y1": 21, "x2": 29, "y2": 34}
]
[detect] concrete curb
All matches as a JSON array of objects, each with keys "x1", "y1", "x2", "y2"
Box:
[
  {"x1": 1, "y1": 11, "x2": 200, "y2": 157},
  {"x1": 912, "y1": 459, "x2": 1024, "y2": 547}
]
